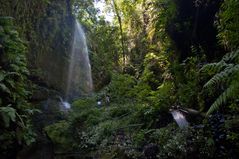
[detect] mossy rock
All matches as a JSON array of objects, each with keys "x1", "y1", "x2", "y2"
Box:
[{"x1": 0, "y1": 17, "x2": 14, "y2": 26}]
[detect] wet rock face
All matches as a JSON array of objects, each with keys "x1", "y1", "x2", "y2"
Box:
[
  {"x1": 0, "y1": 0, "x2": 75, "y2": 93},
  {"x1": 32, "y1": 0, "x2": 75, "y2": 93}
]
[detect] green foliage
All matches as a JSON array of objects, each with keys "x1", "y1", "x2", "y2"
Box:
[
  {"x1": 201, "y1": 50, "x2": 239, "y2": 115},
  {"x1": 132, "y1": 129, "x2": 146, "y2": 148},
  {"x1": 128, "y1": 52, "x2": 175, "y2": 114},
  {"x1": 0, "y1": 0, "x2": 237, "y2": 157},
  {"x1": 149, "y1": 124, "x2": 215, "y2": 158},
  {"x1": 148, "y1": 0, "x2": 176, "y2": 45},
  {"x1": 108, "y1": 104, "x2": 130, "y2": 118},
  {"x1": 173, "y1": 56, "x2": 202, "y2": 108},
  {"x1": 90, "y1": 22, "x2": 120, "y2": 89},
  {"x1": 131, "y1": 82, "x2": 152, "y2": 102},
  {"x1": 45, "y1": 121, "x2": 72, "y2": 151},
  {"x1": 107, "y1": 73, "x2": 136, "y2": 102},
  {"x1": 0, "y1": 17, "x2": 36, "y2": 156},
  {"x1": 72, "y1": 98, "x2": 103, "y2": 128},
  {"x1": 40, "y1": 0, "x2": 239, "y2": 158},
  {"x1": 149, "y1": 81, "x2": 174, "y2": 109},
  {"x1": 129, "y1": 81, "x2": 175, "y2": 125},
  {"x1": 141, "y1": 53, "x2": 170, "y2": 90},
  {"x1": 1, "y1": 0, "x2": 75, "y2": 92},
  {"x1": 72, "y1": 98, "x2": 97, "y2": 110},
  {"x1": 217, "y1": 0, "x2": 239, "y2": 50},
  {"x1": 73, "y1": 0, "x2": 122, "y2": 90},
  {"x1": 46, "y1": 95, "x2": 155, "y2": 156},
  {"x1": 0, "y1": 106, "x2": 16, "y2": 127}
]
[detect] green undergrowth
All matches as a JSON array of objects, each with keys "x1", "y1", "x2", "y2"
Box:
[
  {"x1": 45, "y1": 97, "x2": 215, "y2": 158},
  {"x1": 45, "y1": 73, "x2": 216, "y2": 158}
]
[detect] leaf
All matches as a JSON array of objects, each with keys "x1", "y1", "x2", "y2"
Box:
[
  {"x1": 203, "y1": 64, "x2": 239, "y2": 89},
  {"x1": 206, "y1": 81, "x2": 239, "y2": 115},
  {"x1": 0, "y1": 106, "x2": 16, "y2": 127},
  {"x1": 6, "y1": 79, "x2": 15, "y2": 88},
  {"x1": 203, "y1": 49, "x2": 239, "y2": 115},
  {"x1": 24, "y1": 108, "x2": 42, "y2": 115},
  {"x1": 0, "y1": 83, "x2": 10, "y2": 94},
  {"x1": 222, "y1": 50, "x2": 239, "y2": 62},
  {"x1": 200, "y1": 61, "x2": 227, "y2": 75},
  {"x1": 0, "y1": 73, "x2": 6, "y2": 82}
]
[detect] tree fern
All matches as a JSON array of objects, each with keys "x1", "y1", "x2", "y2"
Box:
[{"x1": 201, "y1": 50, "x2": 239, "y2": 115}]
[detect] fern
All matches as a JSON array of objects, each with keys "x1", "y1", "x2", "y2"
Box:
[
  {"x1": 222, "y1": 49, "x2": 239, "y2": 62},
  {"x1": 206, "y1": 81, "x2": 239, "y2": 115},
  {"x1": 201, "y1": 50, "x2": 239, "y2": 115},
  {"x1": 203, "y1": 64, "x2": 239, "y2": 89},
  {"x1": 200, "y1": 61, "x2": 228, "y2": 75}
]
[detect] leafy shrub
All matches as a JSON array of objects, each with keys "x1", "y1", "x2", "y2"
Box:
[
  {"x1": 132, "y1": 129, "x2": 147, "y2": 148},
  {"x1": 149, "y1": 124, "x2": 215, "y2": 159},
  {"x1": 72, "y1": 97, "x2": 96, "y2": 111},
  {"x1": 0, "y1": 17, "x2": 35, "y2": 157},
  {"x1": 149, "y1": 81, "x2": 174, "y2": 111},
  {"x1": 130, "y1": 82, "x2": 152, "y2": 102},
  {"x1": 141, "y1": 53, "x2": 170, "y2": 90},
  {"x1": 217, "y1": 0, "x2": 239, "y2": 50},
  {"x1": 70, "y1": 109, "x2": 103, "y2": 130},
  {"x1": 173, "y1": 56, "x2": 202, "y2": 108},
  {"x1": 108, "y1": 104, "x2": 131, "y2": 118},
  {"x1": 107, "y1": 73, "x2": 136, "y2": 102},
  {"x1": 201, "y1": 50, "x2": 239, "y2": 115},
  {"x1": 45, "y1": 121, "x2": 72, "y2": 151}
]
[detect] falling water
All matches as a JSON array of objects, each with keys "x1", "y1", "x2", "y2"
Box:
[
  {"x1": 65, "y1": 20, "x2": 93, "y2": 101},
  {"x1": 171, "y1": 110, "x2": 189, "y2": 128},
  {"x1": 59, "y1": 97, "x2": 71, "y2": 111}
]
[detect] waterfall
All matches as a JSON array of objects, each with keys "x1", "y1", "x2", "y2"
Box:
[
  {"x1": 171, "y1": 110, "x2": 189, "y2": 128},
  {"x1": 59, "y1": 97, "x2": 71, "y2": 111},
  {"x1": 65, "y1": 20, "x2": 93, "y2": 101}
]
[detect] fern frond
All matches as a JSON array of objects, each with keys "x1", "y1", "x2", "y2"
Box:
[
  {"x1": 222, "y1": 49, "x2": 239, "y2": 63},
  {"x1": 203, "y1": 49, "x2": 239, "y2": 115},
  {"x1": 203, "y1": 64, "x2": 239, "y2": 89},
  {"x1": 200, "y1": 61, "x2": 228, "y2": 75},
  {"x1": 206, "y1": 81, "x2": 239, "y2": 115}
]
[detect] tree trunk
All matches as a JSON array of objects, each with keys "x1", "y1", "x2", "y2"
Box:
[{"x1": 112, "y1": 0, "x2": 126, "y2": 67}]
